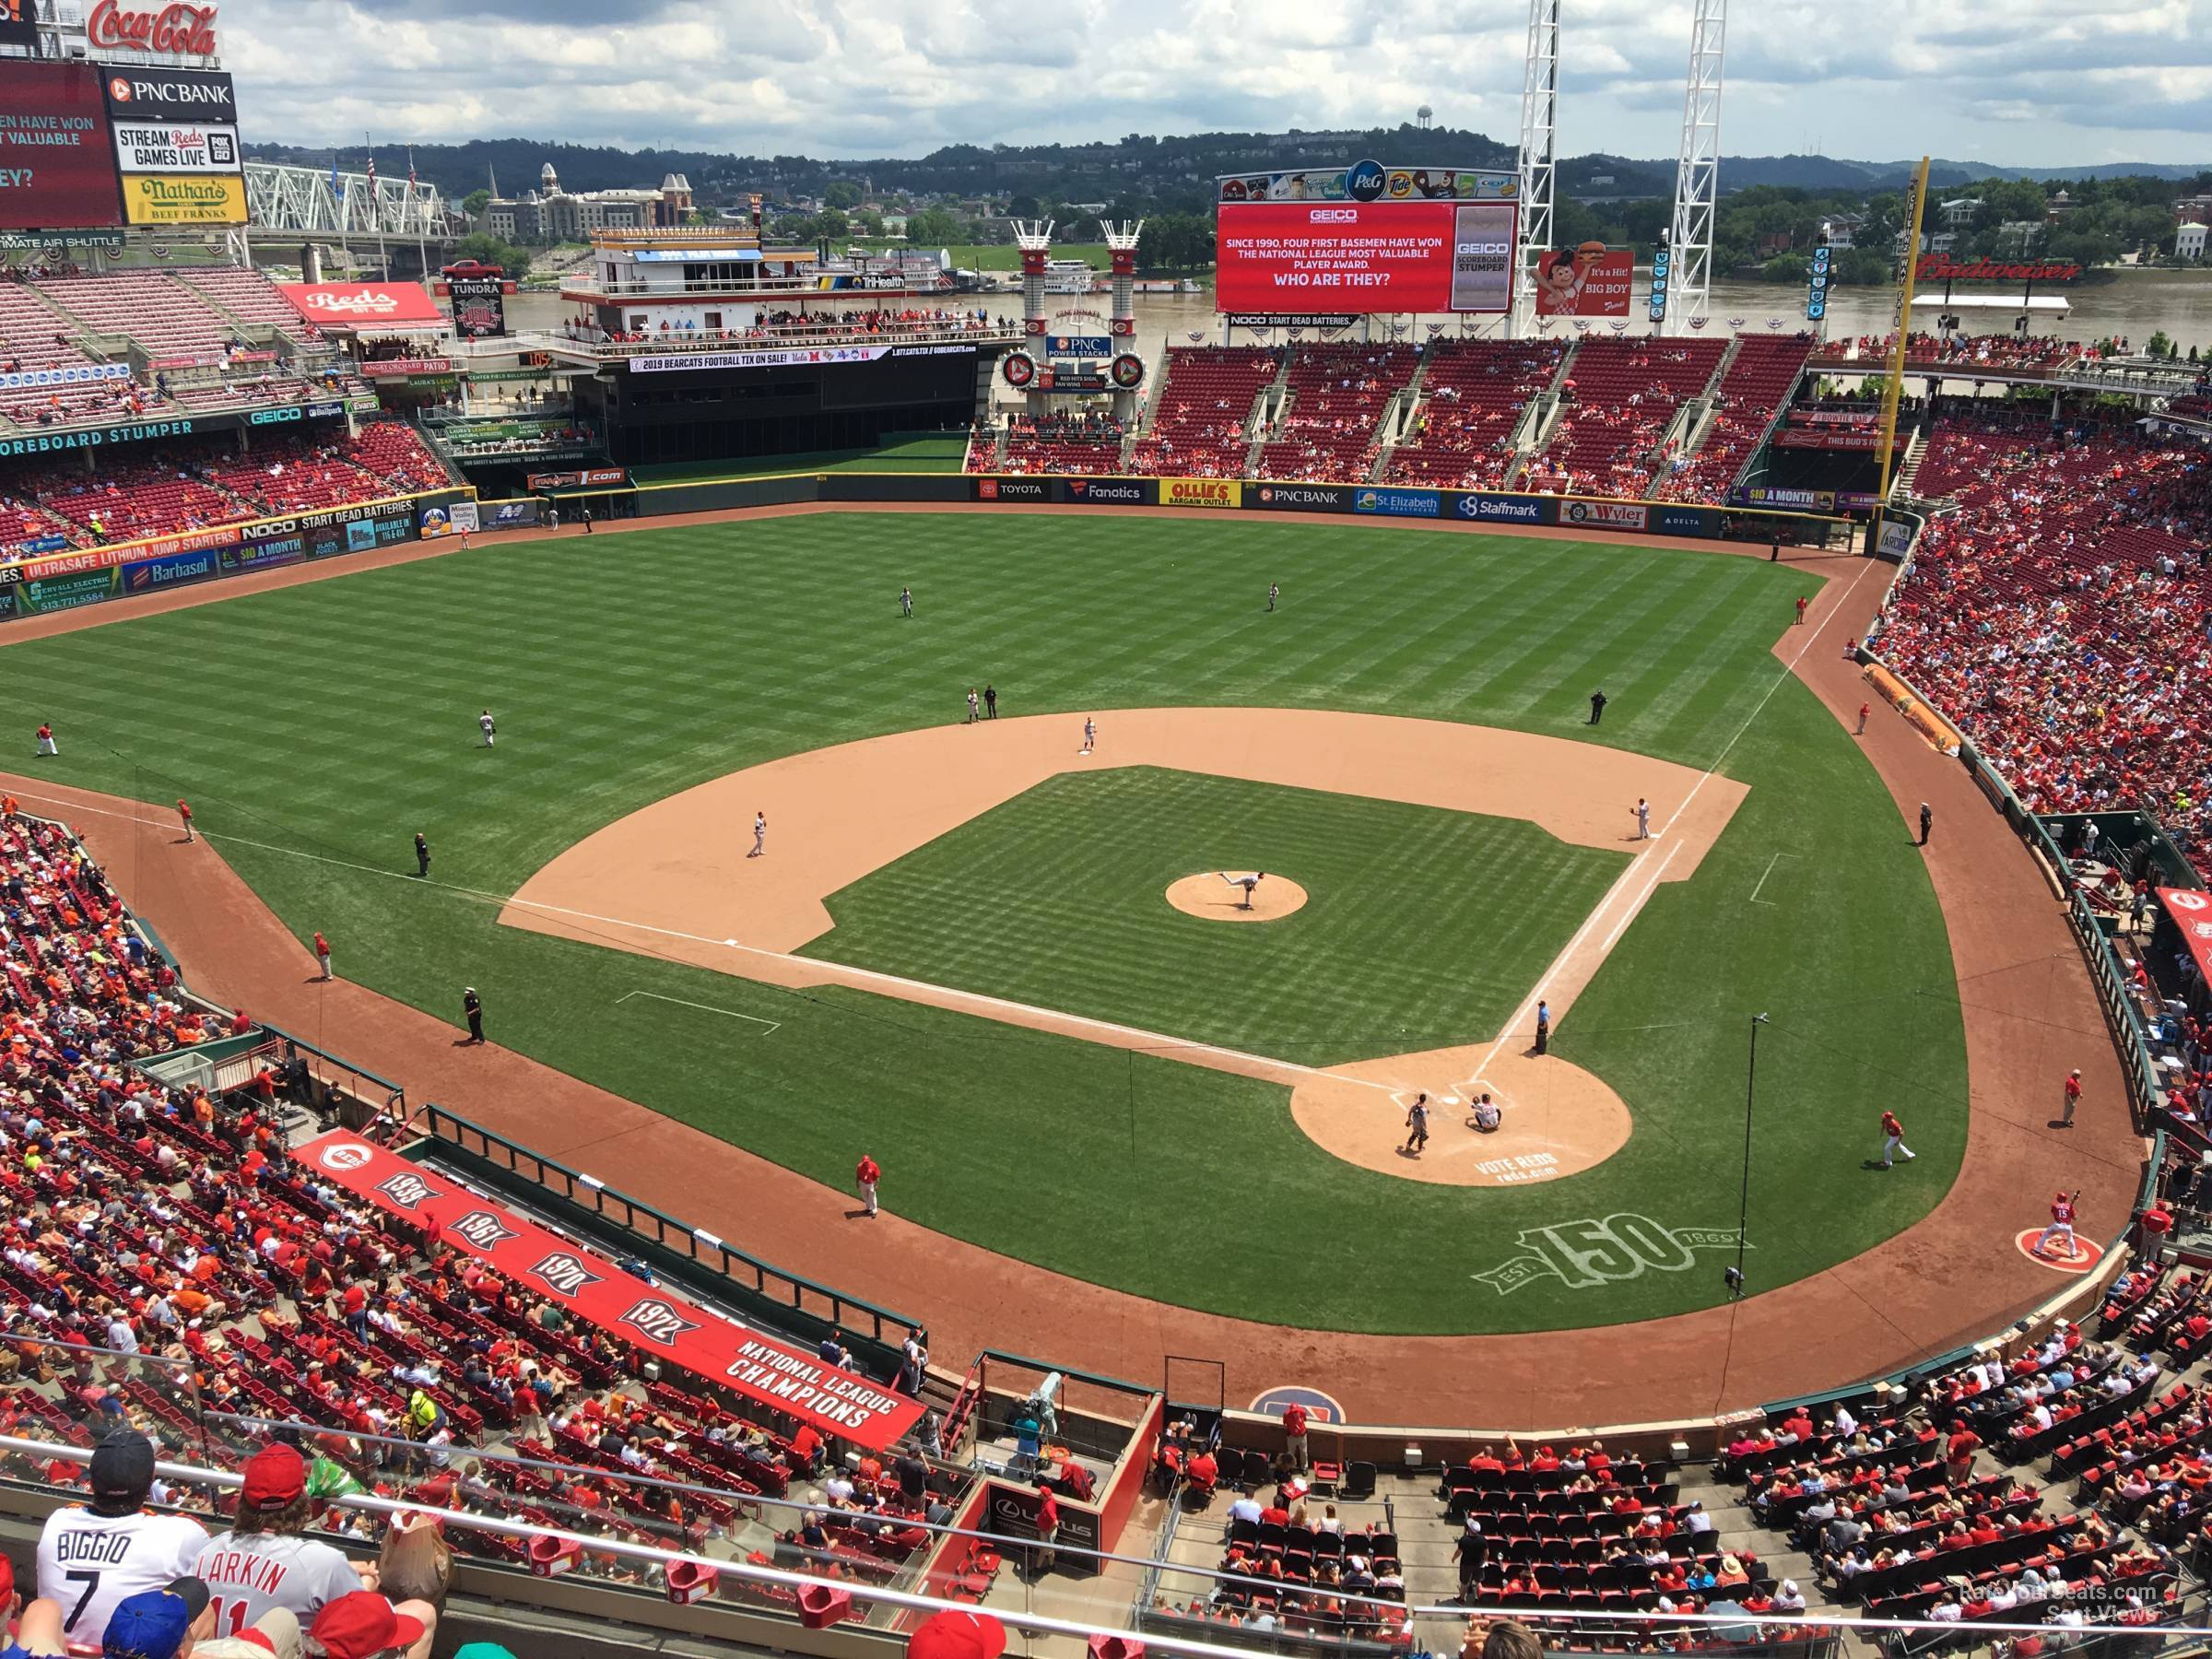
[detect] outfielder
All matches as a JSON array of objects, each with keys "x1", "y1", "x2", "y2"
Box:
[
  {"x1": 479, "y1": 709, "x2": 496, "y2": 748},
  {"x1": 1879, "y1": 1109, "x2": 1914, "y2": 1168},
  {"x1": 2033, "y1": 1189, "x2": 2082, "y2": 1260}
]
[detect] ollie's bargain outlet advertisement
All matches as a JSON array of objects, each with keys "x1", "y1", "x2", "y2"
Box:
[{"x1": 1216, "y1": 200, "x2": 1515, "y2": 315}]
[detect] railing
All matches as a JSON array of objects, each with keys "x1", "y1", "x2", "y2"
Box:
[
  {"x1": 547, "y1": 321, "x2": 1023, "y2": 359},
  {"x1": 416, "y1": 1101, "x2": 919, "y2": 1354}
]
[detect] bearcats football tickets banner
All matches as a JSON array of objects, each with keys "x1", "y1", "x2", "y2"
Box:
[{"x1": 300, "y1": 1132, "x2": 924, "y2": 1448}]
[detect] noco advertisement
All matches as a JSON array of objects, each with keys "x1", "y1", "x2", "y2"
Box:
[
  {"x1": 1216, "y1": 198, "x2": 1517, "y2": 315},
  {"x1": 0, "y1": 63, "x2": 124, "y2": 230}
]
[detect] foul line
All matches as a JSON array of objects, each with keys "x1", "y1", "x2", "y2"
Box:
[
  {"x1": 1748, "y1": 852, "x2": 1790, "y2": 907},
  {"x1": 615, "y1": 990, "x2": 780, "y2": 1034},
  {"x1": 2, "y1": 785, "x2": 1393, "y2": 1096}
]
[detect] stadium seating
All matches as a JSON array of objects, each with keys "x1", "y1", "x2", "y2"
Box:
[
  {"x1": 177, "y1": 265, "x2": 324, "y2": 338},
  {"x1": 1382, "y1": 341, "x2": 1563, "y2": 489},
  {"x1": 31, "y1": 271, "x2": 251, "y2": 363},
  {"x1": 0, "y1": 282, "x2": 159, "y2": 427},
  {"x1": 1253, "y1": 344, "x2": 1418, "y2": 482},
  {"x1": 1652, "y1": 336, "x2": 1814, "y2": 503},
  {"x1": 1871, "y1": 407, "x2": 2212, "y2": 877},
  {"x1": 1519, "y1": 338, "x2": 1726, "y2": 498},
  {"x1": 990, "y1": 412, "x2": 1125, "y2": 476},
  {"x1": 0, "y1": 422, "x2": 452, "y2": 553},
  {"x1": 1128, "y1": 347, "x2": 1281, "y2": 478}
]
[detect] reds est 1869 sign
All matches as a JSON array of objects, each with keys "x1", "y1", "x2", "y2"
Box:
[{"x1": 88, "y1": 1, "x2": 218, "y2": 57}]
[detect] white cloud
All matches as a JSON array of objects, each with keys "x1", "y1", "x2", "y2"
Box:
[{"x1": 218, "y1": 0, "x2": 2212, "y2": 167}]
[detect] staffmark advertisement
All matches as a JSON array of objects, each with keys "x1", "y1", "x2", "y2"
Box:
[
  {"x1": 120, "y1": 171, "x2": 244, "y2": 225},
  {"x1": 1453, "y1": 491, "x2": 1549, "y2": 524},
  {"x1": 1161, "y1": 477, "x2": 1241, "y2": 509},
  {"x1": 1354, "y1": 487, "x2": 1441, "y2": 518},
  {"x1": 1562, "y1": 500, "x2": 1650, "y2": 531}
]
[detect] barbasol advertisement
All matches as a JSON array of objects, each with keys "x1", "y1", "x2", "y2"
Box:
[
  {"x1": 1354, "y1": 487, "x2": 1441, "y2": 518},
  {"x1": 122, "y1": 547, "x2": 219, "y2": 594},
  {"x1": 1450, "y1": 491, "x2": 1552, "y2": 525}
]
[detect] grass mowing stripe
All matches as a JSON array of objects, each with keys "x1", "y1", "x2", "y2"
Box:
[{"x1": 0, "y1": 514, "x2": 1965, "y2": 1334}]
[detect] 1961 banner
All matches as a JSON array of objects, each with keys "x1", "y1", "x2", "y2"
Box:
[{"x1": 300, "y1": 1132, "x2": 924, "y2": 1448}]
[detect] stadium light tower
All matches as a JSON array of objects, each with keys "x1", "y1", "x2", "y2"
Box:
[
  {"x1": 1665, "y1": 0, "x2": 1725, "y2": 334},
  {"x1": 1011, "y1": 218, "x2": 1055, "y2": 347},
  {"x1": 1514, "y1": 0, "x2": 1559, "y2": 337}
]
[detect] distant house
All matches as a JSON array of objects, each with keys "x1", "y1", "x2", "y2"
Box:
[
  {"x1": 1938, "y1": 197, "x2": 1982, "y2": 229},
  {"x1": 2178, "y1": 222, "x2": 2208, "y2": 261},
  {"x1": 1758, "y1": 230, "x2": 1794, "y2": 257},
  {"x1": 1994, "y1": 219, "x2": 2043, "y2": 254},
  {"x1": 1819, "y1": 212, "x2": 1865, "y2": 251},
  {"x1": 2171, "y1": 193, "x2": 2212, "y2": 229},
  {"x1": 2044, "y1": 189, "x2": 2077, "y2": 221}
]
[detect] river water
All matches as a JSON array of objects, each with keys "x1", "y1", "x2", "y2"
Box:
[{"x1": 505, "y1": 265, "x2": 2212, "y2": 362}]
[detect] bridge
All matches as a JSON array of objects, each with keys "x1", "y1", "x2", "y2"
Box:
[{"x1": 243, "y1": 160, "x2": 455, "y2": 243}]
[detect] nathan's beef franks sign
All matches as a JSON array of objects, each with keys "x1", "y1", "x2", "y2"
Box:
[{"x1": 300, "y1": 1132, "x2": 924, "y2": 1449}]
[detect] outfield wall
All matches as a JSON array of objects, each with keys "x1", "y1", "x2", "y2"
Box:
[
  {"x1": 619, "y1": 469, "x2": 1853, "y2": 542},
  {"x1": 0, "y1": 485, "x2": 477, "y2": 623}
]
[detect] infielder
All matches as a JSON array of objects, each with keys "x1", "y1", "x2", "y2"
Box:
[
  {"x1": 1218, "y1": 871, "x2": 1265, "y2": 911},
  {"x1": 2033, "y1": 1189, "x2": 2081, "y2": 1260},
  {"x1": 479, "y1": 709, "x2": 496, "y2": 748},
  {"x1": 750, "y1": 812, "x2": 767, "y2": 858},
  {"x1": 1879, "y1": 1109, "x2": 1914, "y2": 1168},
  {"x1": 1632, "y1": 798, "x2": 1652, "y2": 840},
  {"x1": 1080, "y1": 717, "x2": 1097, "y2": 756}
]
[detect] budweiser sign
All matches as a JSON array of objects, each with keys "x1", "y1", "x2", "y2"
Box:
[
  {"x1": 1914, "y1": 253, "x2": 2083, "y2": 284},
  {"x1": 88, "y1": 1, "x2": 219, "y2": 56}
]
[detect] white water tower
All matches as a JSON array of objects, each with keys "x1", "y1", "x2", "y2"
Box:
[{"x1": 1417, "y1": 104, "x2": 1434, "y2": 130}]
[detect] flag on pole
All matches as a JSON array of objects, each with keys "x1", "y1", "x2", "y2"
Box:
[{"x1": 365, "y1": 151, "x2": 377, "y2": 189}]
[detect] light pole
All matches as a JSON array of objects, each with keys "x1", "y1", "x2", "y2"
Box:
[{"x1": 1733, "y1": 1013, "x2": 1770, "y2": 1295}]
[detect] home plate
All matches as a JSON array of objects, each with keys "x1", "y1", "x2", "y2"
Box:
[{"x1": 1439, "y1": 1094, "x2": 1463, "y2": 1105}]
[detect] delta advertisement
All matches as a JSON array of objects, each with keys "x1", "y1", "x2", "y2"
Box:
[
  {"x1": 0, "y1": 63, "x2": 124, "y2": 231},
  {"x1": 1533, "y1": 243, "x2": 1635, "y2": 318},
  {"x1": 300, "y1": 1132, "x2": 924, "y2": 1449},
  {"x1": 1215, "y1": 200, "x2": 1515, "y2": 316}
]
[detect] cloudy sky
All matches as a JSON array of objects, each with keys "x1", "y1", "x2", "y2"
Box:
[{"x1": 220, "y1": 0, "x2": 2210, "y2": 169}]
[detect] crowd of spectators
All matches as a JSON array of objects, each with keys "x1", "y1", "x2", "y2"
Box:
[
  {"x1": 568, "y1": 308, "x2": 1007, "y2": 348},
  {"x1": 1518, "y1": 339, "x2": 1728, "y2": 498},
  {"x1": 0, "y1": 423, "x2": 450, "y2": 559},
  {"x1": 1871, "y1": 402, "x2": 2212, "y2": 879},
  {"x1": 978, "y1": 411, "x2": 1126, "y2": 476},
  {"x1": 1810, "y1": 333, "x2": 2088, "y2": 371}
]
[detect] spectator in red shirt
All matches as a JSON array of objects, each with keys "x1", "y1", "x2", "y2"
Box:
[
  {"x1": 1946, "y1": 1425, "x2": 1981, "y2": 1483},
  {"x1": 1033, "y1": 1481, "x2": 1061, "y2": 1575},
  {"x1": 1282, "y1": 1402, "x2": 1310, "y2": 1471},
  {"x1": 854, "y1": 1155, "x2": 880, "y2": 1218}
]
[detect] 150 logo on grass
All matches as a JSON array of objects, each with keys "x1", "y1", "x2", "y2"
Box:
[{"x1": 1475, "y1": 1214, "x2": 1747, "y2": 1295}]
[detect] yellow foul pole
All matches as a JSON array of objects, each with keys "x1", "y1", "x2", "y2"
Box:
[{"x1": 1874, "y1": 157, "x2": 1932, "y2": 520}]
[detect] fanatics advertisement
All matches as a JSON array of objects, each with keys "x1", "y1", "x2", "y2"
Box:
[
  {"x1": 0, "y1": 63, "x2": 124, "y2": 231},
  {"x1": 1053, "y1": 477, "x2": 1156, "y2": 506},
  {"x1": 1533, "y1": 243, "x2": 1635, "y2": 317},
  {"x1": 300, "y1": 1132, "x2": 925, "y2": 1449},
  {"x1": 119, "y1": 171, "x2": 245, "y2": 224},
  {"x1": 1216, "y1": 200, "x2": 1515, "y2": 316}
]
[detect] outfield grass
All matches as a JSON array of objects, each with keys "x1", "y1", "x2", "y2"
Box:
[
  {"x1": 630, "y1": 434, "x2": 971, "y2": 484},
  {"x1": 808, "y1": 767, "x2": 1625, "y2": 1064},
  {"x1": 0, "y1": 515, "x2": 1967, "y2": 1334}
]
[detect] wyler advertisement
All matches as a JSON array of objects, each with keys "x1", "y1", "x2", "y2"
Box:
[{"x1": 1562, "y1": 500, "x2": 1650, "y2": 531}]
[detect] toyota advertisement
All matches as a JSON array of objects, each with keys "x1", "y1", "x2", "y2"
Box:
[
  {"x1": 0, "y1": 63, "x2": 124, "y2": 230},
  {"x1": 1216, "y1": 199, "x2": 1517, "y2": 316}
]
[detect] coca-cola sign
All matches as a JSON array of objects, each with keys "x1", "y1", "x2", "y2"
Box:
[{"x1": 88, "y1": 1, "x2": 219, "y2": 59}]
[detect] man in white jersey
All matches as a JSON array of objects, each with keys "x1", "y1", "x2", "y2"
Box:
[
  {"x1": 36, "y1": 1431, "x2": 206, "y2": 1648},
  {"x1": 194, "y1": 1443, "x2": 371, "y2": 1635}
]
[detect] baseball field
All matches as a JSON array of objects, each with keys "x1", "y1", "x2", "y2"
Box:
[{"x1": 0, "y1": 511, "x2": 1972, "y2": 1341}]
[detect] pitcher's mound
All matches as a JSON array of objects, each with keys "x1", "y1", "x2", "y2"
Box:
[{"x1": 1166, "y1": 873, "x2": 1309, "y2": 923}]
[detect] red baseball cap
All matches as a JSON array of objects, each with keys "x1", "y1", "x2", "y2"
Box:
[
  {"x1": 241, "y1": 1442, "x2": 307, "y2": 1512},
  {"x1": 308, "y1": 1592, "x2": 424, "y2": 1659},
  {"x1": 908, "y1": 1611, "x2": 1007, "y2": 1659}
]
